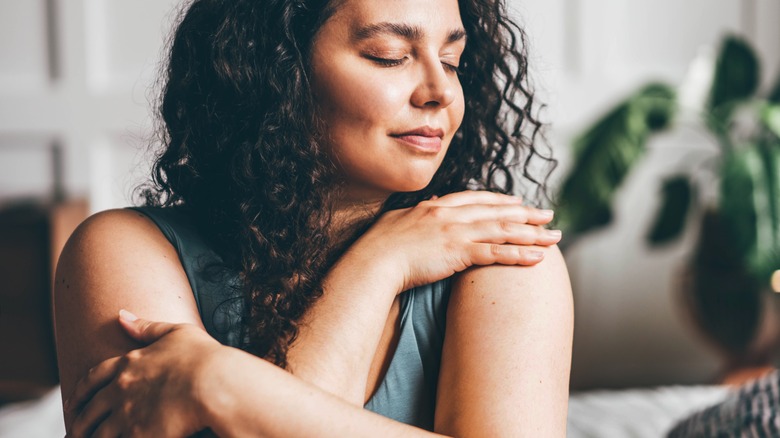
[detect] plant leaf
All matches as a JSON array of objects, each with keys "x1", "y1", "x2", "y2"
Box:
[
  {"x1": 720, "y1": 148, "x2": 759, "y2": 259},
  {"x1": 761, "y1": 103, "x2": 780, "y2": 139},
  {"x1": 688, "y1": 210, "x2": 761, "y2": 354},
  {"x1": 770, "y1": 72, "x2": 780, "y2": 104},
  {"x1": 708, "y1": 36, "x2": 760, "y2": 133},
  {"x1": 752, "y1": 142, "x2": 780, "y2": 280},
  {"x1": 720, "y1": 143, "x2": 780, "y2": 281},
  {"x1": 556, "y1": 84, "x2": 676, "y2": 237},
  {"x1": 647, "y1": 176, "x2": 693, "y2": 245}
]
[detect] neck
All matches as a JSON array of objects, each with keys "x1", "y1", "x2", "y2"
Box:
[{"x1": 328, "y1": 191, "x2": 387, "y2": 245}]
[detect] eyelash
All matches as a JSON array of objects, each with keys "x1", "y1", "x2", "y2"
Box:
[
  {"x1": 443, "y1": 63, "x2": 462, "y2": 74},
  {"x1": 370, "y1": 56, "x2": 406, "y2": 67},
  {"x1": 368, "y1": 56, "x2": 461, "y2": 74}
]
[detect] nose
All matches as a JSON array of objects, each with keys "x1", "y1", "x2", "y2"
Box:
[{"x1": 410, "y1": 57, "x2": 457, "y2": 109}]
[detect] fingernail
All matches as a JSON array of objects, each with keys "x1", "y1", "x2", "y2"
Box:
[
  {"x1": 547, "y1": 229, "x2": 562, "y2": 239},
  {"x1": 529, "y1": 250, "x2": 544, "y2": 260},
  {"x1": 119, "y1": 309, "x2": 138, "y2": 322},
  {"x1": 541, "y1": 209, "x2": 554, "y2": 219}
]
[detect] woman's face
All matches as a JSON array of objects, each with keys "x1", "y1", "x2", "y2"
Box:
[{"x1": 310, "y1": 0, "x2": 466, "y2": 202}]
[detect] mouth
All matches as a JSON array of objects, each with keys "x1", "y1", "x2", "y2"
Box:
[{"x1": 389, "y1": 126, "x2": 445, "y2": 154}]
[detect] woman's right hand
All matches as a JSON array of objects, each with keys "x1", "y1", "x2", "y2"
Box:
[
  {"x1": 351, "y1": 190, "x2": 561, "y2": 293},
  {"x1": 64, "y1": 313, "x2": 222, "y2": 437}
]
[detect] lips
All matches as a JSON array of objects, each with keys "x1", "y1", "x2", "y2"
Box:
[{"x1": 390, "y1": 126, "x2": 444, "y2": 153}]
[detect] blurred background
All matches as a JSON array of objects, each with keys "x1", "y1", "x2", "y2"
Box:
[{"x1": 0, "y1": 0, "x2": 779, "y2": 427}]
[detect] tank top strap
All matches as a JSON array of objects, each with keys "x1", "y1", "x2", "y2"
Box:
[
  {"x1": 127, "y1": 206, "x2": 245, "y2": 347},
  {"x1": 410, "y1": 277, "x2": 451, "y2": 350},
  {"x1": 363, "y1": 278, "x2": 451, "y2": 427}
]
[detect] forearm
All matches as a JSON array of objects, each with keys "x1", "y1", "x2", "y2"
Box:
[
  {"x1": 285, "y1": 248, "x2": 399, "y2": 404},
  {"x1": 205, "y1": 347, "x2": 442, "y2": 438}
]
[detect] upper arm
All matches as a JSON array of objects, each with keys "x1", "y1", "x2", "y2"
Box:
[
  {"x1": 53, "y1": 209, "x2": 204, "y2": 401},
  {"x1": 434, "y1": 245, "x2": 573, "y2": 437}
]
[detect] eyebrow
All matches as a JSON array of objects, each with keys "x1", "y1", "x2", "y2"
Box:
[{"x1": 351, "y1": 22, "x2": 467, "y2": 44}]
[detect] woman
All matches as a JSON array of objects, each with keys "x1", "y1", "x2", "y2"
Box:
[{"x1": 55, "y1": 0, "x2": 573, "y2": 436}]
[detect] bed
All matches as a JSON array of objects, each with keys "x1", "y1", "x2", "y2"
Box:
[{"x1": 0, "y1": 384, "x2": 731, "y2": 437}]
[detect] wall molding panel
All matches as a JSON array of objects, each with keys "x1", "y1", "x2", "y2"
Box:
[
  {"x1": 0, "y1": 0, "x2": 56, "y2": 92},
  {"x1": 0, "y1": 0, "x2": 778, "y2": 389},
  {"x1": 1, "y1": 0, "x2": 179, "y2": 211}
]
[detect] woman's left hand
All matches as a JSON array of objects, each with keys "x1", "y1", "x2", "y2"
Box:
[{"x1": 64, "y1": 311, "x2": 224, "y2": 437}]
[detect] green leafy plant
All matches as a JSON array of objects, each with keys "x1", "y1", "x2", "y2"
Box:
[{"x1": 556, "y1": 35, "x2": 780, "y2": 355}]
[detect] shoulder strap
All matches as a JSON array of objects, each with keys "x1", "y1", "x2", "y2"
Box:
[{"x1": 127, "y1": 206, "x2": 246, "y2": 348}]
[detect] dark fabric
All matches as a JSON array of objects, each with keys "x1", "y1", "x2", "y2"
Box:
[
  {"x1": 667, "y1": 371, "x2": 780, "y2": 437},
  {"x1": 129, "y1": 206, "x2": 245, "y2": 347},
  {"x1": 128, "y1": 206, "x2": 451, "y2": 429}
]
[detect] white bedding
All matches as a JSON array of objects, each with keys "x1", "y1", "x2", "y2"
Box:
[
  {"x1": 0, "y1": 385, "x2": 730, "y2": 437},
  {"x1": 567, "y1": 385, "x2": 730, "y2": 437},
  {"x1": 0, "y1": 389, "x2": 65, "y2": 438}
]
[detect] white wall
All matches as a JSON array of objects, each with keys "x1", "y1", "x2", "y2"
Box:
[
  {"x1": 1, "y1": 0, "x2": 778, "y2": 389},
  {"x1": 515, "y1": 0, "x2": 780, "y2": 388},
  {"x1": 0, "y1": 0, "x2": 181, "y2": 211}
]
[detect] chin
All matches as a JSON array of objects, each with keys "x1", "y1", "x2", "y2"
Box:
[{"x1": 390, "y1": 177, "x2": 436, "y2": 194}]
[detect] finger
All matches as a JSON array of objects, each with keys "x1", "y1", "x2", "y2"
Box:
[
  {"x1": 465, "y1": 221, "x2": 562, "y2": 246},
  {"x1": 118, "y1": 310, "x2": 178, "y2": 344},
  {"x1": 65, "y1": 356, "x2": 122, "y2": 418},
  {"x1": 427, "y1": 190, "x2": 522, "y2": 207},
  {"x1": 89, "y1": 413, "x2": 122, "y2": 438},
  {"x1": 469, "y1": 244, "x2": 547, "y2": 266},
  {"x1": 440, "y1": 203, "x2": 554, "y2": 225},
  {"x1": 70, "y1": 384, "x2": 114, "y2": 438}
]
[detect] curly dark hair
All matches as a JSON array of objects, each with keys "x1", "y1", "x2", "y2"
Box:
[{"x1": 141, "y1": 0, "x2": 555, "y2": 367}]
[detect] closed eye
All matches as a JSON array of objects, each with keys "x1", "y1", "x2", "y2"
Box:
[
  {"x1": 442, "y1": 62, "x2": 461, "y2": 74},
  {"x1": 365, "y1": 55, "x2": 407, "y2": 67}
]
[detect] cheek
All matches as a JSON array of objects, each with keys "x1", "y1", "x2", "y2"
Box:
[
  {"x1": 448, "y1": 89, "x2": 466, "y2": 136},
  {"x1": 314, "y1": 63, "x2": 409, "y2": 130}
]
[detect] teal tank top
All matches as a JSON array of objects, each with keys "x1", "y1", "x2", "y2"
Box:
[{"x1": 129, "y1": 206, "x2": 452, "y2": 429}]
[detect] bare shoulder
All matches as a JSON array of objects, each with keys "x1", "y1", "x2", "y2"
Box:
[
  {"x1": 55, "y1": 208, "x2": 195, "y2": 313},
  {"x1": 450, "y1": 244, "x2": 572, "y2": 310},
  {"x1": 58, "y1": 209, "x2": 172, "y2": 269},
  {"x1": 54, "y1": 208, "x2": 203, "y2": 397},
  {"x1": 435, "y1": 246, "x2": 573, "y2": 436},
  {"x1": 445, "y1": 244, "x2": 573, "y2": 355}
]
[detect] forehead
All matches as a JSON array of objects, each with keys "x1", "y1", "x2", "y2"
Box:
[{"x1": 326, "y1": 0, "x2": 464, "y2": 38}]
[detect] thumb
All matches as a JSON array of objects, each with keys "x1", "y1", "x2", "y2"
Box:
[{"x1": 118, "y1": 309, "x2": 177, "y2": 344}]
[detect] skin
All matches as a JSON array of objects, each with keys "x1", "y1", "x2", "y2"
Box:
[
  {"x1": 55, "y1": 0, "x2": 573, "y2": 436},
  {"x1": 310, "y1": 0, "x2": 465, "y2": 202}
]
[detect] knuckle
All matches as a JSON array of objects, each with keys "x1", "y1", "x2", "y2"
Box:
[
  {"x1": 116, "y1": 372, "x2": 134, "y2": 390},
  {"x1": 426, "y1": 206, "x2": 446, "y2": 219},
  {"x1": 489, "y1": 244, "x2": 504, "y2": 257},
  {"x1": 126, "y1": 349, "x2": 143, "y2": 361},
  {"x1": 440, "y1": 222, "x2": 457, "y2": 235},
  {"x1": 518, "y1": 206, "x2": 531, "y2": 220},
  {"x1": 122, "y1": 399, "x2": 134, "y2": 416},
  {"x1": 498, "y1": 220, "x2": 513, "y2": 234}
]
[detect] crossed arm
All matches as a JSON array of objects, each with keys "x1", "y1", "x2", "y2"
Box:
[{"x1": 55, "y1": 193, "x2": 573, "y2": 437}]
